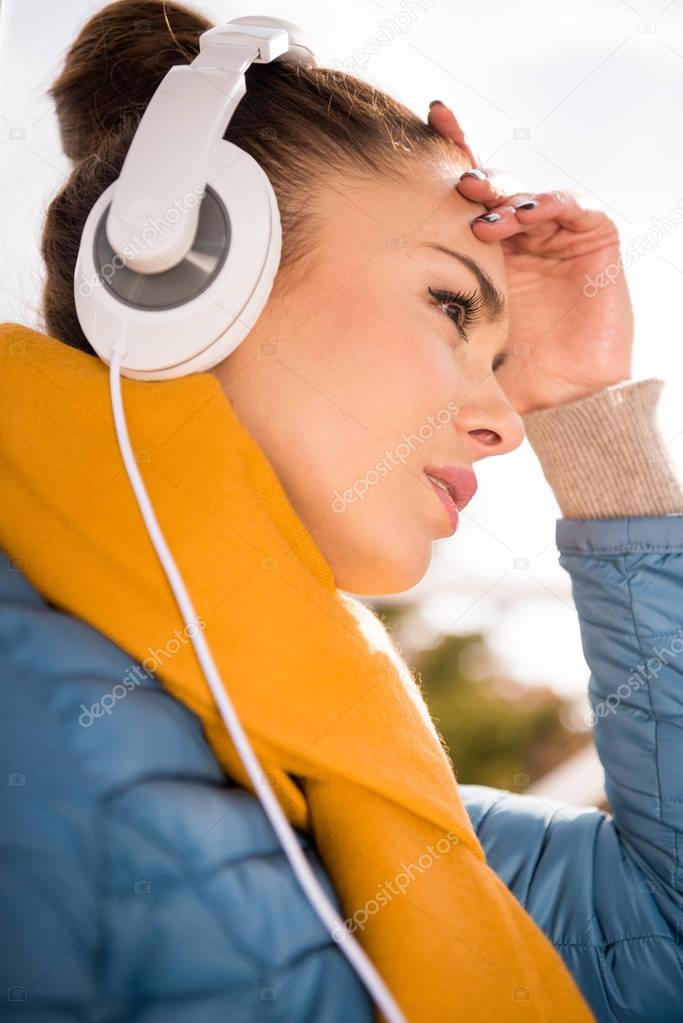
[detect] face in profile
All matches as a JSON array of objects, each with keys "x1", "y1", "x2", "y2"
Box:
[{"x1": 212, "y1": 163, "x2": 525, "y2": 595}]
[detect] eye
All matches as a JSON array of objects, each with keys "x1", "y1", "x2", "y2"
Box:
[
  {"x1": 428, "y1": 286, "x2": 508, "y2": 372},
  {"x1": 427, "y1": 286, "x2": 484, "y2": 344}
]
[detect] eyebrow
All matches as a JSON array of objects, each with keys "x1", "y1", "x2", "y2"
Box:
[{"x1": 417, "y1": 242, "x2": 507, "y2": 325}]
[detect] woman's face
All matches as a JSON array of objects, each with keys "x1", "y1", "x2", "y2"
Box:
[{"x1": 212, "y1": 162, "x2": 525, "y2": 595}]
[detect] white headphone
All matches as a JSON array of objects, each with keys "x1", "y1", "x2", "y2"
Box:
[
  {"x1": 73, "y1": 16, "x2": 408, "y2": 1023},
  {"x1": 75, "y1": 16, "x2": 315, "y2": 379}
]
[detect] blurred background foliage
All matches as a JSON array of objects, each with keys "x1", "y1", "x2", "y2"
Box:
[{"x1": 372, "y1": 600, "x2": 591, "y2": 792}]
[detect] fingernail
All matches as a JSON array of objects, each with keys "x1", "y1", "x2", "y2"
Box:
[
  {"x1": 473, "y1": 212, "x2": 502, "y2": 223},
  {"x1": 460, "y1": 168, "x2": 488, "y2": 181},
  {"x1": 514, "y1": 199, "x2": 538, "y2": 211},
  {"x1": 429, "y1": 100, "x2": 445, "y2": 109}
]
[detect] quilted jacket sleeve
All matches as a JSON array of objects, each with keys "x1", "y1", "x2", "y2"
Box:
[{"x1": 461, "y1": 378, "x2": 683, "y2": 1023}]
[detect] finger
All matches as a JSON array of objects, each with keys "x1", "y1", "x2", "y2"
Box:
[
  {"x1": 467, "y1": 190, "x2": 603, "y2": 246},
  {"x1": 458, "y1": 177, "x2": 604, "y2": 237},
  {"x1": 468, "y1": 204, "x2": 522, "y2": 238},
  {"x1": 511, "y1": 189, "x2": 606, "y2": 234},
  {"x1": 480, "y1": 189, "x2": 606, "y2": 236},
  {"x1": 427, "y1": 100, "x2": 481, "y2": 168},
  {"x1": 454, "y1": 167, "x2": 530, "y2": 206}
]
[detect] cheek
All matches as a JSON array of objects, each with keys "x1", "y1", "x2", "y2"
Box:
[
  {"x1": 271, "y1": 297, "x2": 453, "y2": 591},
  {"x1": 293, "y1": 304, "x2": 458, "y2": 527},
  {"x1": 299, "y1": 309, "x2": 457, "y2": 526},
  {"x1": 318, "y1": 297, "x2": 458, "y2": 436}
]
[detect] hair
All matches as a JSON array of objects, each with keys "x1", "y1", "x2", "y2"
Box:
[{"x1": 40, "y1": 0, "x2": 470, "y2": 356}]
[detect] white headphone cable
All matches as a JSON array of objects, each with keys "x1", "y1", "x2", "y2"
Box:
[{"x1": 107, "y1": 339, "x2": 409, "y2": 1023}]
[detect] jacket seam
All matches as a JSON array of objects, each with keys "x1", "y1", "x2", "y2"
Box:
[
  {"x1": 99, "y1": 801, "x2": 329, "y2": 976},
  {"x1": 624, "y1": 556, "x2": 683, "y2": 980},
  {"x1": 588, "y1": 816, "x2": 607, "y2": 949},
  {"x1": 560, "y1": 543, "x2": 683, "y2": 554},
  {"x1": 471, "y1": 790, "x2": 508, "y2": 839},
  {"x1": 553, "y1": 933, "x2": 682, "y2": 949},
  {"x1": 98, "y1": 802, "x2": 261, "y2": 980},
  {"x1": 521, "y1": 804, "x2": 564, "y2": 910},
  {"x1": 624, "y1": 561, "x2": 669, "y2": 877}
]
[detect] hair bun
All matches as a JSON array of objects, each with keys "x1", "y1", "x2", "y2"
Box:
[{"x1": 49, "y1": 0, "x2": 212, "y2": 162}]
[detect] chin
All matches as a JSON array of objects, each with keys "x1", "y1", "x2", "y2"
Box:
[{"x1": 332, "y1": 537, "x2": 433, "y2": 597}]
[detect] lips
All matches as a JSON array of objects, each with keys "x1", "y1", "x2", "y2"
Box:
[{"x1": 423, "y1": 464, "x2": 478, "y2": 511}]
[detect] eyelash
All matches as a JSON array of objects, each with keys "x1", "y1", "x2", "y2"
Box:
[{"x1": 427, "y1": 286, "x2": 508, "y2": 372}]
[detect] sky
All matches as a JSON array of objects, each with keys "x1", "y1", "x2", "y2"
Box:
[{"x1": 1, "y1": 0, "x2": 682, "y2": 705}]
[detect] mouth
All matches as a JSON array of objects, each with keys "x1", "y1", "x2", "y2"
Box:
[{"x1": 423, "y1": 464, "x2": 478, "y2": 535}]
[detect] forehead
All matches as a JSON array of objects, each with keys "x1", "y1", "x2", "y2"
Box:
[
  {"x1": 401, "y1": 168, "x2": 507, "y2": 287},
  {"x1": 321, "y1": 163, "x2": 507, "y2": 290}
]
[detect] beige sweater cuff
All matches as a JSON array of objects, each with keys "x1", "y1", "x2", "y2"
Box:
[{"x1": 521, "y1": 378, "x2": 683, "y2": 519}]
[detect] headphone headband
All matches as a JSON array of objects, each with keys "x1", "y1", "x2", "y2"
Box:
[{"x1": 108, "y1": 19, "x2": 314, "y2": 274}]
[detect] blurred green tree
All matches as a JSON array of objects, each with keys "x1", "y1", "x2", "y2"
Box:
[{"x1": 372, "y1": 601, "x2": 590, "y2": 792}]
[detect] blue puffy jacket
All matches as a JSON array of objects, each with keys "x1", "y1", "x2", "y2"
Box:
[{"x1": 1, "y1": 514, "x2": 682, "y2": 1022}]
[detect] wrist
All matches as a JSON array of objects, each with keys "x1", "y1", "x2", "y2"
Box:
[
  {"x1": 522, "y1": 375, "x2": 634, "y2": 415},
  {"x1": 522, "y1": 378, "x2": 683, "y2": 519}
]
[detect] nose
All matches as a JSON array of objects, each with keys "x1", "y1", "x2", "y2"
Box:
[{"x1": 455, "y1": 386, "x2": 525, "y2": 459}]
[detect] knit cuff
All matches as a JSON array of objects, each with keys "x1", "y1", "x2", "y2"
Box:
[{"x1": 521, "y1": 378, "x2": 683, "y2": 519}]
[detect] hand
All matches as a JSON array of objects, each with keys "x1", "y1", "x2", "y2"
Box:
[{"x1": 427, "y1": 101, "x2": 634, "y2": 416}]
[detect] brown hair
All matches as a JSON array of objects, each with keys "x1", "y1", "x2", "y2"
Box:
[{"x1": 41, "y1": 0, "x2": 469, "y2": 356}]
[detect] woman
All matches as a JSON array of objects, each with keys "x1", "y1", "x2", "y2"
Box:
[{"x1": 1, "y1": 1, "x2": 681, "y2": 1020}]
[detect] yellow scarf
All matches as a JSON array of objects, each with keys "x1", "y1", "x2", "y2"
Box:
[{"x1": 0, "y1": 323, "x2": 594, "y2": 1022}]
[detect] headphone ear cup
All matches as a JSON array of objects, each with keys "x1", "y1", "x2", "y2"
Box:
[{"x1": 74, "y1": 139, "x2": 282, "y2": 380}]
